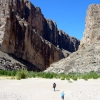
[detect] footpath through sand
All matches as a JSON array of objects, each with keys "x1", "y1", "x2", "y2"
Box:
[{"x1": 0, "y1": 78, "x2": 100, "y2": 100}]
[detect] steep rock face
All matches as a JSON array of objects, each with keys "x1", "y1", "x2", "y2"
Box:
[
  {"x1": 0, "y1": 0, "x2": 80, "y2": 71},
  {"x1": 43, "y1": 19, "x2": 80, "y2": 53},
  {"x1": 45, "y1": 4, "x2": 100, "y2": 74},
  {"x1": 0, "y1": 0, "x2": 64, "y2": 71},
  {"x1": 80, "y1": 4, "x2": 100, "y2": 47},
  {"x1": 1, "y1": 12, "x2": 64, "y2": 71},
  {"x1": 43, "y1": 19, "x2": 58, "y2": 46},
  {"x1": 58, "y1": 30, "x2": 79, "y2": 52}
]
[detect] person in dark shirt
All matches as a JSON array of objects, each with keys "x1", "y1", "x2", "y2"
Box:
[{"x1": 53, "y1": 83, "x2": 56, "y2": 91}]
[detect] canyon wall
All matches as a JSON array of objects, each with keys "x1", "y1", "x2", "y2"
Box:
[
  {"x1": 0, "y1": 0, "x2": 80, "y2": 71},
  {"x1": 45, "y1": 4, "x2": 100, "y2": 74}
]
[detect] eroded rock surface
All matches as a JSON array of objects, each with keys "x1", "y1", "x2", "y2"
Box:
[
  {"x1": 45, "y1": 4, "x2": 100, "y2": 73},
  {"x1": 0, "y1": 0, "x2": 80, "y2": 71},
  {"x1": 80, "y1": 4, "x2": 100, "y2": 47}
]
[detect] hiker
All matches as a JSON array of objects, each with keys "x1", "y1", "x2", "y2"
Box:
[
  {"x1": 61, "y1": 91, "x2": 65, "y2": 100},
  {"x1": 53, "y1": 83, "x2": 56, "y2": 91}
]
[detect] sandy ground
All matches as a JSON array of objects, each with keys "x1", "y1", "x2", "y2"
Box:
[{"x1": 0, "y1": 78, "x2": 100, "y2": 100}]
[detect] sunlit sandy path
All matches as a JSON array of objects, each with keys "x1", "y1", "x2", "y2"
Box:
[{"x1": 0, "y1": 78, "x2": 100, "y2": 100}]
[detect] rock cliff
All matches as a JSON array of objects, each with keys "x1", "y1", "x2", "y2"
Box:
[
  {"x1": 80, "y1": 4, "x2": 100, "y2": 47},
  {"x1": 45, "y1": 4, "x2": 100, "y2": 74},
  {"x1": 43, "y1": 19, "x2": 80, "y2": 53},
  {"x1": 0, "y1": 0, "x2": 80, "y2": 71}
]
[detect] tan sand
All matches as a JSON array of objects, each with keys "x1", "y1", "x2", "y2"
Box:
[{"x1": 0, "y1": 78, "x2": 100, "y2": 100}]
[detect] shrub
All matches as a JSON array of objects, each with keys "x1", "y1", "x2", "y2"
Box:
[
  {"x1": 65, "y1": 76, "x2": 70, "y2": 80},
  {"x1": 1, "y1": 69, "x2": 100, "y2": 81},
  {"x1": 72, "y1": 76, "x2": 78, "y2": 81},
  {"x1": 81, "y1": 73, "x2": 89, "y2": 80},
  {"x1": 0, "y1": 70, "x2": 17, "y2": 76},
  {"x1": 42, "y1": 72, "x2": 53, "y2": 78},
  {"x1": 16, "y1": 70, "x2": 28, "y2": 80},
  {"x1": 61, "y1": 77, "x2": 65, "y2": 80},
  {"x1": 89, "y1": 71, "x2": 99, "y2": 79}
]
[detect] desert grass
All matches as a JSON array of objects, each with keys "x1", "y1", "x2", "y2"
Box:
[{"x1": 0, "y1": 70, "x2": 100, "y2": 80}]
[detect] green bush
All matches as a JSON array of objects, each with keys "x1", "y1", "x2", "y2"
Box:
[
  {"x1": 89, "y1": 71, "x2": 99, "y2": 79},
  {"x1": 61, "y1": 77, "x2": 65, "y2": 80},
  {"x1": 71, "y1": 76, "x2": 78, "y2": 81},
  {"x1": 1, "y1": 69, "x2": 100, "y2": 81},
  {"x1": 16, "y1": 70, "x2": 28, "y2": 80},
  {"x1": 65, "y1": 76, "x2": 70, "y2": 80},
  {"x1": 80, "y1": 71, "x2": 100, "y2": 80},
  {"x1": 42, "y1": 72, "x2": 52, "y2": 78},
  {"x1": 0, "y1": 70, "x2": 8, "y2": 76},
  {"x1": 0, "y1": 70, "x2": 17, "y2": 76}
]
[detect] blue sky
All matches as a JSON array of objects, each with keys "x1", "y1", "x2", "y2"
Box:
[{"x1": 30, "y1": 0, "x2": 100, "y2": 40}]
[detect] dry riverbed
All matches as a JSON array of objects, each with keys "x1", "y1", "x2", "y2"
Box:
[{"x1": 0, "y1": 78, "x2": 100, "y2": 100}]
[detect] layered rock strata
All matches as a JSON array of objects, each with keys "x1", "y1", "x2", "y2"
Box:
[
  {"x1": 0, "y1": 0, "x2": 80, "y2": 71},
  {"x1": 45, "y1": 4, "x2": 100, "y2": 73}
]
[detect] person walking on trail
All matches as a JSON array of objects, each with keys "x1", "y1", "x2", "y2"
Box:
[
  {"x1": 53, "y1": 83, "x2": 56, "y2": 91},
  {"x1": 61, "y1": 91, "x2": 65, "y2": 100}
]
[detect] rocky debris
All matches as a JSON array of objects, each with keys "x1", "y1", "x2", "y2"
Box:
[
  {"x1": 62, "y1": 49, "x2": 71, "y2": 58},
  {"x1": 0, "y1": 57, "x2": 25, "y2": 71},
  {"x1": 0, "y1": 50, "x2": 40, "y2": 71},
  {"x1": 0, "y1": 50, "x2": 26, "y2": 71},
  {"x1": 45, "y1": 43, "x2": 100, "y2": 73},
  {"x1": 45, "y1": 4, "x2": 100, "y2": 74}
]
